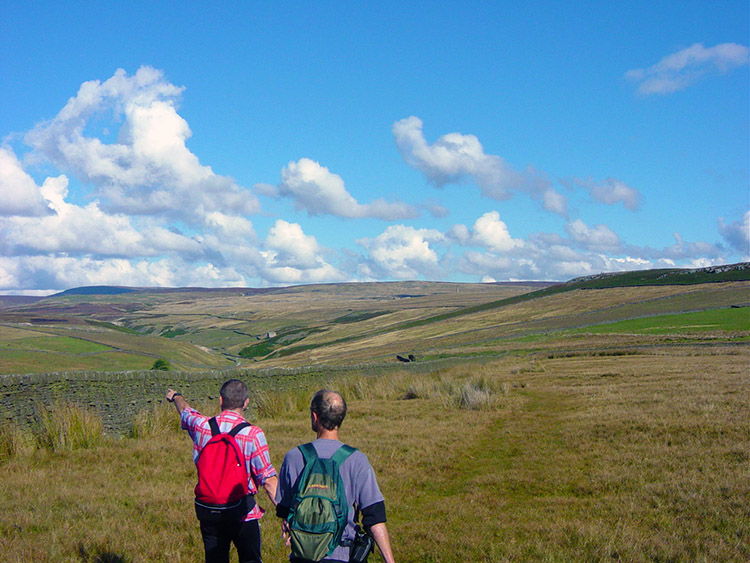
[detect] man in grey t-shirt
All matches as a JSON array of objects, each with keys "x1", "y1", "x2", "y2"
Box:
[{"x1": 275, "y1": 389, "x2": 396, "y2": 563}]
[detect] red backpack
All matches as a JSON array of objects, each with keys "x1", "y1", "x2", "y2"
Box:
[{"x1": 194, "y1": 417, "x2": 256, "y2": 522}]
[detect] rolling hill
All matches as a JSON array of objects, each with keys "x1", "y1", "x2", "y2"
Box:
[{"x1": 0, "y1": 263, "x2": 747, "y2": 375}]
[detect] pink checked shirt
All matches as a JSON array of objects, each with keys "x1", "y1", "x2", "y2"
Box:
[{"x1": 181, "y1": 407, "x2": 277, "y2": 521}]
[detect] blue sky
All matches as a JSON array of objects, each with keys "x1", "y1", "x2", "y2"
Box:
[{"x1": 1, "y1": 1, "x2": 748, "y2": 293}]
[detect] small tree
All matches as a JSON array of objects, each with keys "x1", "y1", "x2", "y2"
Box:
[{"x1": 151, "y1": 358, "x2": 170, "y2": 371}]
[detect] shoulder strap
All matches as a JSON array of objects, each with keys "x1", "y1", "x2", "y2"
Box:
[
  {"x1": 331, "y1": 444, "x2": 357, "y2": 466},
  {"x1": 298, "y1": 442, "x2": 319, "y2": 465},
  {"x1": 228, "y1": 422, "x2": 251, "y2": 437},
  {"x1": 208, "y1": 417, "x2": 220, "y2": 437}
]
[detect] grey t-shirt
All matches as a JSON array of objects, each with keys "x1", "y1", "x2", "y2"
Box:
[{"x1": 276, "y1": 438, "x2": 385, "y2": 562}]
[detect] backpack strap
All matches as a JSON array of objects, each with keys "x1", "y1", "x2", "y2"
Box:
[
  {"x1": 228, "y1": 422, "x2": 251, "y2": 437},
  {"x1": 298, "y1": 442, "x2": 318, "y2": 465},
  {"x1": 331, "y1": 444, "x2": 357, "y2": 466},
  {"x1": 208, "y1": 417, "x2": 220, "y2": 437},
  {"x1": 298, "y1": 442, "x2": 357, "y2": 466}
]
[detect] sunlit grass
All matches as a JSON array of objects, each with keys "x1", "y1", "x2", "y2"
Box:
[
  {"x1": 0, "y1": 348, "x2": 747, "y2": 562},
  {"x1": 571, "y1": 307, "x2": 750, "y2": 335},
  {"x1": 0, "y1": 420, "x2": 35, "y2": 461},
  {"x1": 33, "y1": 401, "x2": 104, "y2": 452}
]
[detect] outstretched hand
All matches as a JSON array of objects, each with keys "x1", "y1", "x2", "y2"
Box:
[{"x1": 165, "y1": 388, "x2": 187, "y2": 414}]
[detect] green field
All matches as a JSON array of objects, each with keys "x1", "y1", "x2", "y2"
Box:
[
  {"x1": 571, "y1": 307, "x2": 750, "y2": 335},
  {"x1": 0, "y1": 335, "x2": 114, "y2": 354}
]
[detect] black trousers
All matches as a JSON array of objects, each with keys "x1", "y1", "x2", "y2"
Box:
[{"x1": 199, "y1": 518, "x2": 262, "y2": 563}]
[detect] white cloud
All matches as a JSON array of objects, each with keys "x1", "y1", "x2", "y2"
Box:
[
  {"x1": 1, "y1": 175, "x2": 207, "y2": 259},
  {"x1": 626, "y1": 43, "x2": 750, "y2": 95},
  {"x1": 0, "y1": 253, "x2": 253, "y2": 292},
  {"x1": 275, "y1": 158, "x2": 417, "y2": 220},
  {"x1": 392, "y1": 116, "x2": 567, "y2": 216},
  {"x1": 422, "y1": 200, "x2": 450, "y2": 218},
  {"x1": 260, "y1": 219, "x2": 345, "y2": 284},
  {"x1": 450, "y1": 210, "x2": 732, "y2": 282},
  {"x1": 204, "y1": 212, "x2": 257, "y2": 240},
  {"x1": 542, "y1": 188, "x2": 568, "y2": 216},
  {"x1": 565, "y1": 219, "x2": 621, "y2": 252},
  {"x1": 24, "y1": 66, "x2": 260, "y2": 223},
  {"x1": 471, "y1": 211, "x2": 524, "y2": 253},
  {"x1": 660, "y1": 232, "x2": 724, "y2": 260},
  {"x1": 446, "y1": 223, "x2": 472, "y2": 245},
  {"x1": 0, "y1": 147, "x2": 54, "y2": 217},
  {"x1": 718, "y1": 211, "x2": 750, "y2": 257},
  {"x1": 357, "y1": 224, "x2": 445, "y2": 279},
  {"x1": 263, "y1": 219, "x2": 324, "y2": 269},
  {"x1": 563, "y1": 176, "x2": 641, "y2": 211}
]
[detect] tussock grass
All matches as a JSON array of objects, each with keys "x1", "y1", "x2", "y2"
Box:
[
  {"x1": 0, "y1": 420, "x2": 35, "y2": 461},
  {"x1": 33, "y1": 401, "x2": 104, "y2": 452},
  {"x1": 252, "y1": 388, "x2": 310, "y2": 419},
  {"x1": 248, "y1": 369, "x2": 512, "y2": 419},
  {"x1": 130, "y1": 402, "x2": 181, "y2": 438}
]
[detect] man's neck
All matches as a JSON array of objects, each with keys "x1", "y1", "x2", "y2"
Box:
[
  {"x1": 316, "y1": 428, "x2": 339, "y2": 440},
  {"x1": 224, "y1": 408, "x2": 245, "y2": 417}
]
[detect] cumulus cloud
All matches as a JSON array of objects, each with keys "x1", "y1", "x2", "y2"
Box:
[
  {"x1": 562, "y1": 176, "x2": 641, "y2": 211},
  {"x1": 468, "y1": 211, "x2": 524, "y2": 253},
  {"x1": 392, "y1": 116, "x2": 567, "y2": 216},
  {"x1": 269, "y1": 158, "x2": 417, "y2": 220},
  {"x1": 0, "y1": 254, "x2": 248, "y2": 291},
  {"x1": 565, "y1": 219, "x2": 622, "y2": 252},
  {"x1": 660, "y1": 232, "x2": 724, "y2": 261},
  {"x1": 0, "y1": 66, "x2": 283, "y2": 291},
  {"x1": 718, "y1": 211, "x2": 750, "y2": 257},
  {"x1": 204, "y1": 212, "x2": 257, "y2": 240},
  {"x1": 0, "y1": 147, "x2": 54, "y2": 217},
  {"x1": 260, "y1": 219, "x2": 345, "y2": 284},
  {"x1": 626, "y1": 43, "x2": 750, "y2": 95},
  {"x1": 0, "y1": 173, "x2": 209, "y2": 259},
  {"x1": 23, "y1": 66, "x2": 260, "y2": 223},
  {"x1": 357, "y1": 224, "x2": 445, "y2": 279},
  {"x1": 354, "y1": 209, "x2": 734, "y2": 283}
]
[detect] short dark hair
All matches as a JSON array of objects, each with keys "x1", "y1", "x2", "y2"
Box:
[
  {"x1": 310, "y1": 389, "x2": 347, "y2": 430},
  {"x1": 220, "y1": 379, "x2": 248, "y2": 410}
]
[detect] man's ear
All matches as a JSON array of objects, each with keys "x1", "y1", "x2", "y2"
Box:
[
  {"x1": 219, "y1": 396, "x2": 224, "y2": 409},
  {"x1": 243, "y1": 398, "x2": 250, "y2": 410}
]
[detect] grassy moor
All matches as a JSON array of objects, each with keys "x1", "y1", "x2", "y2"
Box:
[{"x1": 0, "y1": 263, "x2": 748, "y2": 562}]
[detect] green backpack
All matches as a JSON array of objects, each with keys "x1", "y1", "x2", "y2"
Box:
[{"x1": 287, "y1": 443, "x2": 356, "y2": 561}]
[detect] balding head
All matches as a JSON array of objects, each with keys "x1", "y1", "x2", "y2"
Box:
[{"x1": 310, "y1": 389, "x2": 347, "y2": 431}]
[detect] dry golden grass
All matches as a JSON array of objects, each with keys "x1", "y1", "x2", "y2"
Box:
[{"x1": 0, "y1": 346, "x2": 748, "y2": 562}]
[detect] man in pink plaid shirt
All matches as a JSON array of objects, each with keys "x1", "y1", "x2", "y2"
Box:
[{"x1": 167, "y1": 380, "x2": 278, "y2": 563}]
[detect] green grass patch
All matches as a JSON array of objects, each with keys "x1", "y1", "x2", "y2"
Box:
[
  {"x1": 239, "y1": 328, "x2": 325, "y2": 359},
  {"x1": 239, "y1": 340, "x2": 277, "y2": 358},
  {"x1": 0, "y1": 336, "x2": 113, "y2": 354},
  {"x1": 160, "y1": 326, "x2": 188, "y2": 338},
  {"x1": 332, "y1": 310, "x2": 391, "y2": 324},
  {"x1": 572, "y1": 307, "x2": 750, "y2": 335},
  {"x1": 0, "y1": 349, "x2": 154, "y2": 375}
]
